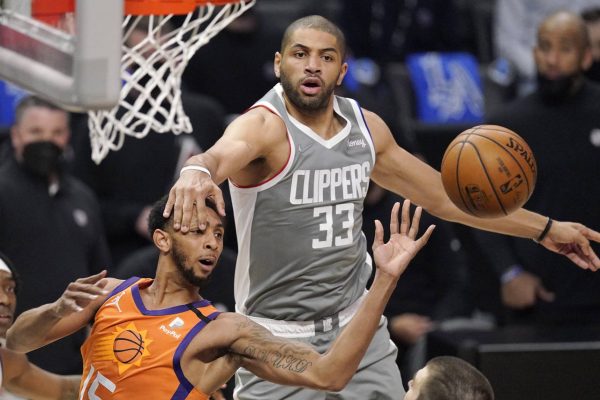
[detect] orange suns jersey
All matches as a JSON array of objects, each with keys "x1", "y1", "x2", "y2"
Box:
[{"x1": 79, "y1": 277, "x2": 220, "y2": 400}]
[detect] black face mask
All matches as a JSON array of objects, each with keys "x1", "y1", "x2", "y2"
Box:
[
  {"x1": 21, "y1": 141, "x2": 63, "y2": 178},
  {"x1": 584, "y1": 60, "x2": 600, "y2": 83},
  {"x1": 536, "y1": 72, "x2": 580, "y2": 104}
]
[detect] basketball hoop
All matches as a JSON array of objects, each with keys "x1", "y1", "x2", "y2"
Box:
[{"x1": 87, "y1": 0, "x2": 255, "y2": 164}]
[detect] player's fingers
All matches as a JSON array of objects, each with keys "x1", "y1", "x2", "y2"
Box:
[
  {"x1": 409, "y1": 206, "x2": 423, "y2": 239},
  {"x1": 163, "y1": 187, "x2": 177, "y2": 218},
  {"x1": 400, "y1": 200, "x2": 411, "y2": 234},
  {"x1": 372, "y1": 220, "x2": 384, "y2": 251},
  {"x1": 210, "y1": 185, "x2": 227, "y2": 217},
  {"x1": 389, "y1": 202, "x2": 400, "y2": 235},
  {"x1": 68, "y1": 281, "x2": 108, "y2": 297},
  {"x1": 564, "y1": 251, "x2": 591, "y2": 270},
  {"x1": 77, "y1": 270, "x2": 107, "y2": 284},
  {"x1": 180, "y1": 190, "x2": 200, "y2": 233},
  {"x1": 584, "y1": 226, "x2": 600, "y2": 243},
  {"x1": 415, "y1": 225, "x2": 436, "y2": 250},
  {"x1": 172, "y1": 187, "x2": 185, "y2": 231}
]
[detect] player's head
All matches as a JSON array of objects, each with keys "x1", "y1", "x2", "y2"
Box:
[
  {"x1": 582, "y1": 7, "x2": 600, "y2": 81},
  {"x1": 10, "y1": 95, "x2": 70, "y2": 178},
  {"x1": 275, "y1": 15, "x2": 348, "y2": 112},
  {"x1": 534, "y1": 11, "x2": 592, "y2": 101},
  {"x1": 0, "y1": 252, "x2": 19, "y2": 338},
  {"x1": 148, "y1": 195, "x2": 224, "y2": 289},
  {"x1": 405, "y1": 356, "x2": 494, "y2": 400}
]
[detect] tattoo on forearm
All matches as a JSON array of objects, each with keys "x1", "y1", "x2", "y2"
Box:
[{"x1": 237, "y1": 320, "x2": 313, "y2": 373}]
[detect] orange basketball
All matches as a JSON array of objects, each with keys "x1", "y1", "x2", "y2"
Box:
[
  {"x1": 440, "y1": 125, "x2": 537, "y2": 218},
  {"x1": 113, "y1": 329, "x2": 144, "y2": 364}
]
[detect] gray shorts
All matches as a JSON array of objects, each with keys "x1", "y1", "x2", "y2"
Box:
[{"x1": 234, "y1": 317, "x2": 405, "y2": 400}]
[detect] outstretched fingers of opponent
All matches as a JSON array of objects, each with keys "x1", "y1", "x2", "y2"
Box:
[
  {"x1": 372, "y1": 200, "x2": 436, "y2": 278},
  {"x1": 163, "y1": 175, "x2": 225, "y2": 233},
  {"x1": 53, "y1": 271, "x2": 109, "y2": 316}
]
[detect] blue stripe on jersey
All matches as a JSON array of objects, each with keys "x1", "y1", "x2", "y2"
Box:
[{"x1": 171, "y1": 311, "x2": 220, "y2": 399}]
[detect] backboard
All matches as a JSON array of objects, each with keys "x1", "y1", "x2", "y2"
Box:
[{"x1": 0, "y1": 0, "x2": 122, "y2": 111}]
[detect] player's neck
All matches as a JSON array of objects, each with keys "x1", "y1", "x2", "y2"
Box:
[
  {"x1": 144, "y1": 266, "x2": 202, "y2": 309},
  {"x1": 283, "y1": 95, "x2": 343, "y2": 139}
]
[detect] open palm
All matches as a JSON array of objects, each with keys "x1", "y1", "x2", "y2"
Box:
[{"x1": 372, "y1": 200, "x2": 436, "y2": 280}]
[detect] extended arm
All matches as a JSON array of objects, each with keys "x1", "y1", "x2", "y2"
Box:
[
  {"x1": 6, "y1": 272, "x2": 117, "y2": 352},
  {"x1": 0, "y1": 348, "x2": 80, "y2": 400},
  {"x1": 216, "y1": 201, "x2": 434, "y2": 390},
  {"x1": 365, "y1": 110, "x2": 600, "y2": 270},
  {"x1": 163, "y1": 108, "x2": 287, "y2": 232}
]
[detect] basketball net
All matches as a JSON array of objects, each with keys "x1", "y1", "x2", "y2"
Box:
[{"x1": 87, "y1": 0, "x2": 255, "y2": 164}]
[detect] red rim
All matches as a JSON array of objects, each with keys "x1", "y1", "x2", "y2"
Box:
[
  {"x1": 125, "y1": 0, "x2": 197, "y2": 16},
  {"x1": 31, "y1": 0, "x2": 75, "y2": 15},
  {"x1": 196, "y1": 0, "x2": 243, "y2": 4}
]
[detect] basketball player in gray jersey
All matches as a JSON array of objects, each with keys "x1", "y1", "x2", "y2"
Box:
[{"x1": 165, "y1": 15, "x2": 600, "y2": 399}]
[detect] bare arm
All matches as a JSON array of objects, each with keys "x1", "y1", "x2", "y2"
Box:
[
  {"x1": 163, "y1": 108, "x2": 287, "y2": 232},
  {"x1": 365, "y1": 110, "x2": 600, "y2": 270},
  {"x1": 1, "y1": 348, "x2": 80, "y2": 400},
  {"x1": 6, "y1": 272, "x2": 119, "y2": 352},
  {"x1": 210, "y1": 201, "x2": 434, "y2": 391}
]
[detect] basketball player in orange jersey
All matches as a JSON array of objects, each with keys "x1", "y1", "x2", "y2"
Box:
[
  {"x1": 0, "y1": 253, "x2": 80, "y2": 400},
  {"x1": 162, "y1": 15, "x2": 600, "y2": 399},
  {"x1": 6, "y1": 196, "x2": 434, "y2": 399}
]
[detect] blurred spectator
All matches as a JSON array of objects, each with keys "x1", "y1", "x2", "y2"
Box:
[
  {"x1": 476, "y1": 11, "x2": 600, "y2": 325},
  {"x1": 493, "y1": 0, "x2": 597, "y2": 96},
  {"x1": 582, "y1": 7, "x2": 600, "y2": 81},
  {"x1": 0, "y1": 96, "x2": 109, "y2": 374}
]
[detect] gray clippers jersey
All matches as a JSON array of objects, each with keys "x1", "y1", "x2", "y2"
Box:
[{"x1": 231, "y1": 84, "x2": 376, "y2": 320}]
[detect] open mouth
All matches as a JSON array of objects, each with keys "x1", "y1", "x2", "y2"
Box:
[
  {"x1": 300, "y1": 77, "x2": 322, "y2": 95},
  {"x1": 198, "y1": 257, "x2": 216, "y2": 272}
]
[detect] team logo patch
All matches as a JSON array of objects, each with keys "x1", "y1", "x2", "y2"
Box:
[{"x1": 94, "y1": 322, "x2": 153, "y2": 374}]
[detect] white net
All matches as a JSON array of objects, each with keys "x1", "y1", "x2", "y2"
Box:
[{"x1": 87, "y1": 0, "x2": 255, "y2": 164}]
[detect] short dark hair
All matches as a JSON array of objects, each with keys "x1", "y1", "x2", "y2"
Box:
[
  {"x1": 418, "y1": 356, "x2": 494, "y2": 400},
  {"x1": 0, "y1": 251, "x2": 20, "y2": 295},
  {"x1": 281, "y1": 15, "x2": 347, "y2": 60},
  {"x1": 13, "y1": 95, "x2": 68, "y2": 126},
  {"x1": 147, "y1": 194, "x2": 222, "y2": 238}
]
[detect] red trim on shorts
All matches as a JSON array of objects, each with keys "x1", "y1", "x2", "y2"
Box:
[{"x1": 230, "y1": 105, "x2": 292, "y2": 189}]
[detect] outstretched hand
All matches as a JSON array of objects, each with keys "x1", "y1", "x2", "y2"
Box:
[
  {"x1": 372, "y1": 200, "x2": 436, "y2": 280},
  {"x1": 52, "y1": 271, "x2": 109, "y2": 317},
  {"x1": 163, "y1": 169, "x2": 226, "y2": 233},
  {"x1": 540, "y1": 221, "x2": 600, "y2": 271}
]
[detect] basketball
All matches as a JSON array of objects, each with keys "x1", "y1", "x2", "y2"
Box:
[
  {"x1": 113, "y1": 329, "x2": 144, "y2": 364},
  {"x1": 440, "y1": 125, "x2": 537, "y2": 218}
]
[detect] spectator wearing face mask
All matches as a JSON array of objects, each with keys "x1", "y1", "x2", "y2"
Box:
[{"x1": 0, "y1": 95, "x2": 110, "y2": 375}]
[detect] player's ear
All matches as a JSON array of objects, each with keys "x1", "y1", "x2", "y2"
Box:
[
  {"x1": 274, "y1": 52, "x2": 282, "y2": 79},
  {"x1": 337, "y1": 61, "x2": 348, "y2": 86},
  {"x1": 153, "y1": 229, "x2": 171, "y2": 253}
]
